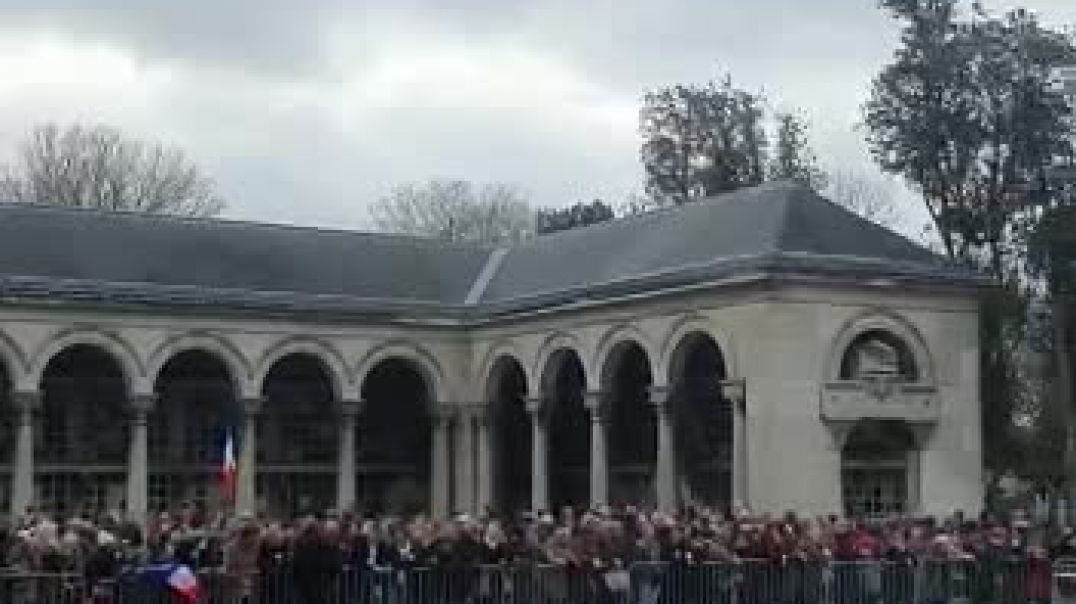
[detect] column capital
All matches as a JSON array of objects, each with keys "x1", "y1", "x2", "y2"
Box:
[
  {"x1": 430, "y1": 405, "x2": 456, "y2": 426},
  {"x1": 525, "y1": 396, "x2": 548, "y2": 416},
  {"x1": 452, "y1": 402, "x2": 484, "y2": 420},
  {"x1": 10, "y1": 390, "x2": 41, "y2": 414},
  {"x1": 582, "y1": 389, "x2": 606, "y2": 409},
  {"x1": 128, "y1": 393, "x2": 156, "y2": 416},
  {"x1": 239, "y1": 396, "x2": 264, "y2": 416},
  {"x1": 908, "y1": 424, "x2": 936, "y2": 449},
  {"x1": 648, "y1": 385, "x2": 673, "y2": 410},
  {"x1": 720, "y1": 378, "x2": 747, "y2": 407},
  {"x1": 582, "y1": 390, "x2": 608, "y2": 421},
  {"x1": 473, "y1": 403, "x2": 494, "y2": 426},
  {"x1": 339, "y1": 399, "x2": 365, "y2": 418}
]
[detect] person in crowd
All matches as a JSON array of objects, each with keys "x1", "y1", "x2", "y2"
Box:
[{"x1": 5, "y1": 501, "x2": 1076, "y2": 603}]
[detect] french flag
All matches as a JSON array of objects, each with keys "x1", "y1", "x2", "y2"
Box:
[
  {"x1": 141, "y1": 563, "x2": 199, "y2": 603},
  {"x1": 219, "y1": 429, "x2": 237, "y2": 503}
]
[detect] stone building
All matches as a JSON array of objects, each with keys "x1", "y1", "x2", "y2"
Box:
[{"x1": 0, "y1": 181, "x2": 984, "y2": 524}]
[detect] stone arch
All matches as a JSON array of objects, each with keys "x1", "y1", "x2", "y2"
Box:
[
  {"x1": 354, "y1": 340, "x2": 445, "y2": 408},
  {"x1": 592, "y1": 323, "x2": 658, "y2": 389},
  {"x1": 147, "y1": 332, "x2": 254, "y2": 398},
  {"x1": 0, "y1": 329, "x2": 30, "y2": 389},
  {"x1": 659, "y1": 314, "x2": 737, "y2": 384},
  {"x1": 824, "y1": 309, "x2": 935, "y2": 385},
  {"x1": 29, "y1": 327, "x2": 145, "y2": 394},
  {"x1": 532, "y1": 331, "x2": 590, "y2": 393},
  {"x1": 482, "y1": 351, "x2": 529, "y2": 402},
  {"x1": 476, "y1": 340, "x2": 526, "y2": 397},
  {"x1": 255, "y1": 336, "x2": 352, "y2": 402}
]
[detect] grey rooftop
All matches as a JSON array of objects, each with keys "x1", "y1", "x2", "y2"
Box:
[{"x1": 0, "y1": 181, "x2": 979, "y2": 321}]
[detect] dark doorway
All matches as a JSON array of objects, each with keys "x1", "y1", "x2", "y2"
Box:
[
  {"x1": 842, "y1": 420, "x2": 916, "y2": 518},
  {"x1": 487, "y1": 356, "x2": 531, "y2": 514},
  {"x1": 602, "y1": 342, "x2": 656, "y2": 506},
  {"x1": 151, "y1": 349, "x2": 236, "y2": 513},
  {"x1": 259, "y1": 353, "x2": 338, "y2": 517},
  {"x1": 359, "y1": 358, "x2": 432, "y2": 515},
  {"x1": 543, "y1": 349, "x2": 589, "y2": 511},
  {"x1": 38, "y1": 345, "x2": 129, "y2": 517},
  {"x1": 668, "y1": 332, "x2": 731, "y2": 507}
]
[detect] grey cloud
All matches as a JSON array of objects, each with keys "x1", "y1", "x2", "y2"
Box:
[{"x1": 0, "y1": 0, "x2": 1071, "y2": 234}]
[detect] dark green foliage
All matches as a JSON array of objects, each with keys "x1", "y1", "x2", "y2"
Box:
[
  {"x1": 865, "y1": 0, "x2": 1076, "y2": 481},
  {"x1": 769, "y1": 112, "x2": 828, "y2": 191},
  {"x1": 535, "y1": 199, "x2": 616, "y2": 235},
  {"x1": 640, "y1": 77, "x2": 769, "y2": 205}
]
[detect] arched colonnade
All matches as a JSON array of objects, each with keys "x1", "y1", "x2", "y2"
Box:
[{"x1": 0, "y1": 308, "x2": 937, "y2": 522}]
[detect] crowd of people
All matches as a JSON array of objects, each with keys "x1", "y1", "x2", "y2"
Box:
[{"x1": 0, "y1": 503, "x2": 1072, "y2": 602}]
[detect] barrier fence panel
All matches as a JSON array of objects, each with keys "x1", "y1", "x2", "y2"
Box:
[{"x1": 0, "y1": 559, "x2": 1056, "y2": 604}]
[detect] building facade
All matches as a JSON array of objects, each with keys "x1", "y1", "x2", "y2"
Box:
[{"x1": 0, "y1": 182, "x2": 984, "y2": 524}]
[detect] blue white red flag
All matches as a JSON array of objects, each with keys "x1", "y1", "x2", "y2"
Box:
[
  {"x1": 141, "y1": 563, "x2": 199, "y2": 603},
  {"x1": 220, "y1": 429, "x2": 237, "y2": 502}
]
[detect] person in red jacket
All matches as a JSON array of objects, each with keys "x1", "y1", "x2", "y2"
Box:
[{"x1": 1026, "y1": 546, "x2": 1052, "y2": 604}]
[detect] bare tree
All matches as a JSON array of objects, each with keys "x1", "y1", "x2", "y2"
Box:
[
  {"x1": 825, "y1": 169, "x2": 901, "y2": 229},
  {"x1": 0, "y1": 123, "x2": 224, "y2": 217},
  {"x1": 370, "y1": 179, "x2": 533, "y2": 245}
]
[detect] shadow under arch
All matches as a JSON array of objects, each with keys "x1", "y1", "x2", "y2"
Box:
[
  {"x1": 599, "y1": 340, "x2": 656, "y2": 506},
  {"x1": 149, "y1": 348, "x2": 237, "y2": 512},
  {"x1": 484, "y1": 354, "x2": 531, "y2": 514},
  {"x1": 359, "y1": 356, "x2": 433, "y2": 515},
  {"x1": 666, "y1": 330, "x2": 732, "y2": 508},
  {"x1": 37, "y1": 343, "x2": 129, "y2": 515},
  {"x1": 259, "y1": 352, "x2": 339, "y2": 517},
  {"x1": 540, "y1": 347, "x2": 589, "y2": 510}
]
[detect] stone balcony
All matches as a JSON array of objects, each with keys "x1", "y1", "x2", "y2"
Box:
[{"x1": 820, "y1": 380, "x2": 939, "y2": 423}]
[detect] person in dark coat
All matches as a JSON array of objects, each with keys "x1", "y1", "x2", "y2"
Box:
[
  {"x1": 291, "y1": 520, "x2": 341, "y2": 604},
  {"x1": 87, "y1": 532, "x2": 122, "y2": 603}
]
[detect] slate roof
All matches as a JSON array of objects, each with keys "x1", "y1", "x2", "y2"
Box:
[{"x1": 0, "y1": 181, "x2": 980, "y2": 321}]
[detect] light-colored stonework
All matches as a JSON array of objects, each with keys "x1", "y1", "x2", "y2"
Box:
[{"x1": 0, "y1": 277, "x2": 982, "y2": 521}]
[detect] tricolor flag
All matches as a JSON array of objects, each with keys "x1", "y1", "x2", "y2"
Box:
[
  {"x1": 219, "y1": 429, "x2": 237, "y2": 503},
  {"x1": 141, "y1": 563, "x2": 199, "y2": 603}
]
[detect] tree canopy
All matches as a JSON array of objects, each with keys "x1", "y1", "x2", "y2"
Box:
[
  {"x1": 535, "y1": 200, "x2": 616, "y2": 235},
  {"x1": 0, "y1": 123, "x2": 224, "y2": 217},
  {"x1": 640, "y1": 77, "x2": 825, "y2": 205},
  {"x1": 864, "y1": 0, "x2": 1076, "y2": 483},
  {"x1": 369, "y1": 179, "x2": 534, "y2": 245}
]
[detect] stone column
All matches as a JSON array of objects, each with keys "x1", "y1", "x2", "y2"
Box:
[
  {"x1": 722, "y1": 379, "x2": 748, "y2": 508},
  {"x1": 337, "y1": 400, "x2": 363, "y2": 513},
  {"x1": 476, "y1": 406, "x2": 493, "y2": 516},
  {"x1": 584, "y1": 390, "x2": 608, "y2": 509},
  {"x1": 430, "y1": 407, "x2": 453, "y2": 518},
  {"x1": 126, "y1": 393, "x2": 155, "y2": 527},
  {"x1": 236, "y1": 396, "x2": 263, "y2": 518},
  {"x1": 456, "y1": 406, "x2": 476, "y2": 514},
  {"x1": 526, "y1": 397, "x2": 549, "y2": 512},
  {"x1": 10, "y1": 391, "x2": 39, "y2": 519},
  {"x1": 649, "y1": 386, "x2": 677, "y2": 511}
]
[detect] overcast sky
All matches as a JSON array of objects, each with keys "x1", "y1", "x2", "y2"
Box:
[{"x1": 0, "y1": 0, "x2": 1073, "y2": 231}]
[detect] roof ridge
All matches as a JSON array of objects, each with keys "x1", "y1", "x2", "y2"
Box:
[
  {"x1": 0, "y1": 201, "x2": 493, "y2": 251},
  {"x1": 769, "y1": 181, "x2": 944, "y2": 262},
  {"x1": 516, "y1": 186, "x2": 765, "y2": 247}
]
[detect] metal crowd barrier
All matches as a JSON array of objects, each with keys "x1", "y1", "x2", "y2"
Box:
[{"x1": 0, "y1": 558, "x2": 1059, "y2": 604}]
